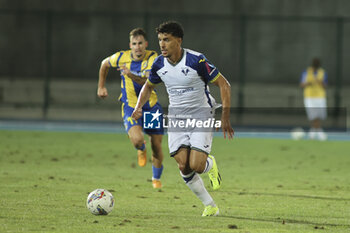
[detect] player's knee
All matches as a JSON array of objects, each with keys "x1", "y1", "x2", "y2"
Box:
[
  {"x1": 189, "y1": 163, "x2": 203, "y2": 173},
  {"x1": 189, "y1": 158, "x2": 206, "y2": 173},
  {"x1": 177, "y1": 163, "x2": 186, "y2": 173},
  {"x1": 130, "y1": 136, "x2": 144, "y2": 149},
  {"x1": 177, "y1": 163, "x2": 191, "y2": 175}
]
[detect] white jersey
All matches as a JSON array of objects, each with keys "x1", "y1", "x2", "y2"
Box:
[{"x1": 148, "y1": 49, "x2": 221, "y2": 118}]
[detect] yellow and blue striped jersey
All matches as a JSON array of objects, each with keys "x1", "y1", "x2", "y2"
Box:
[
  {"x1": 300, "y1": 67, "x2": 327, "y2": 98},
  {"x1": 109, "y1": 50, "x2": 158, "y2": 108}
]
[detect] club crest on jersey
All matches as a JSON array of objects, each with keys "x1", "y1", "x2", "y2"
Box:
[
  {"x1": 181, "y1": 68, "x2": 190, "y2": 76},
  {"x1": 142, "y1": 61, "x2": 148, "y2": 69}
]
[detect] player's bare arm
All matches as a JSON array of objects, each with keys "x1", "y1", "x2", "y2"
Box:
[
  {"x1": 117, "y1": 65, "x2": 149, "y2": 85},
  {"x1": 212, "y1": 74, "x2": 234, "y2": 139},
  {"x1": 131, "y1": 81, "x2": 155, "y2": 120},
  {"x1": 97, "y1": 57, "x2": 110, "y2": 99}
]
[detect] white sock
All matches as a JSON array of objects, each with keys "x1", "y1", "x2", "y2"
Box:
[
  {"x1": 202, "y1": 155, "x2": 213, "y2": 174},
  {"x1": 184, "y1": 173, "x2": 215, "y2": 207}
]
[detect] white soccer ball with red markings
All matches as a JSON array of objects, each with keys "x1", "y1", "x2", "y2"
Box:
[{"x1": 86, "y1": 189, "x2": 115, "y2": 215}]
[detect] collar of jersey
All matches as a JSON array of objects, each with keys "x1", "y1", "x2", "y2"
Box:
[{"x1": 166, "y1": 49, "x2": 185, "y2": 67}]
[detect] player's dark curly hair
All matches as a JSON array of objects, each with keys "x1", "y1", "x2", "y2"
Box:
[
  {"x1": 156, "y1": 21, "x2": 184, "y2": 39},
  {"x1": 129, "y1": 28, "x2": 147, "y2": 40}
]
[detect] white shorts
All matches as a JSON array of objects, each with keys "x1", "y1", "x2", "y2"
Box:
[
  {"x1": 168, "y1": 130, "x2": 213, "y2": 156},
  {"x1": 304, "y1": 98, "x2": 327, "y2": 120}
]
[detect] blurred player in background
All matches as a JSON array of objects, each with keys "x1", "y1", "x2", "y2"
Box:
[
  {"x1": 300, "y1": 57, "x2": 328, "y2": 141},
  {"x1": 132, "y1": 21, "x2": 234, "y2": 216},
  {"x1": 97, "y1": 28, "x2": 165, "y2": 188}
]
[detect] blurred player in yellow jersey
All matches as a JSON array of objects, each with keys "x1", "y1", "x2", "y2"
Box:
[
  {"x1": 300, "y1": 58, "x2": 328, "y2": 141},
  {"x1": 97, "y1": 28, "x2": 164, "y2": 188}
]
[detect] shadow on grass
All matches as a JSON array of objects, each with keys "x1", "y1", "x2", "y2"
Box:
[
  {"x1": 235, "y1": 191, "x2": 350, "y2": 201},
  {"x1": 218, "y1": 191, "x2": 350, "y2": 228},
  {"x1": 220, "y1": 215, "x2": 350, "y2": 228}
]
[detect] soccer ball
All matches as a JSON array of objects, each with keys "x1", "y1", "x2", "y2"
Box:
[
  {"x1": 86, "y1": 189, "x2": 115, "y2": 215},
  {"x1": 290, "y1": 127, "x2": 305, "y2": 140}
]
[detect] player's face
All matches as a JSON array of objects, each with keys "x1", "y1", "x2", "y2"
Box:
[
  {"x1": 129, "y1": 35, "x2": 148, "y2": 60},
  {"x1": 158, "y1": 33, "x2": 182, "y2": 59}
]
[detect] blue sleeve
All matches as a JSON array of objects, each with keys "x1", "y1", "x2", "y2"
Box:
[
  {"x1": 323, "y1": 72, "x2": 328, "y2": 84},
  {"x1": 148, "y1": 56, "x2": 163, "y2": 85},
  {"x1": 196, "y1": 55, "x2": 219, "y2": 82},
  {"x1": 300, "y1": 71, "x2": 307, "y2": 83},
  {"x1": 186, "y1": 53, "x2": 219, "y2": 83},
  {"x1": 148, "y1": 69, "x2": 162, "y2": 84}
]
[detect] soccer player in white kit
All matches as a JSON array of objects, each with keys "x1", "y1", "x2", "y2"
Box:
[{"x1": 132, "y1": 21, "x2": 234, "y2": 216}]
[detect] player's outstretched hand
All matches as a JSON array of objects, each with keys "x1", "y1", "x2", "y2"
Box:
[
  {"x1": 97, "y1": 87, "x2": 108, "y2": 99},
  {"x1": 222, "y1": 118, "x2": 234, "y2": 139},
  {"x1": 131, "y1": 108, "x2": 142, "y2": 120}
]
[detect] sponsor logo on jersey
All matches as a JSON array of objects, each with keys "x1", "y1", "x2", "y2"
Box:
[{"x1": 168, "y1": 87, "x2": 194, "y2": 96}]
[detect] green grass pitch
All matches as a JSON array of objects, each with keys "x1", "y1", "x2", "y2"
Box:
[{"x1": 0, "y1": 130, "x2": 349, "y2": 232}]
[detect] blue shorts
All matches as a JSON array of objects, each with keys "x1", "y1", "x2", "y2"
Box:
[{"x1": 121, "y1": 102, "x2": 164, "y2": 135}]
